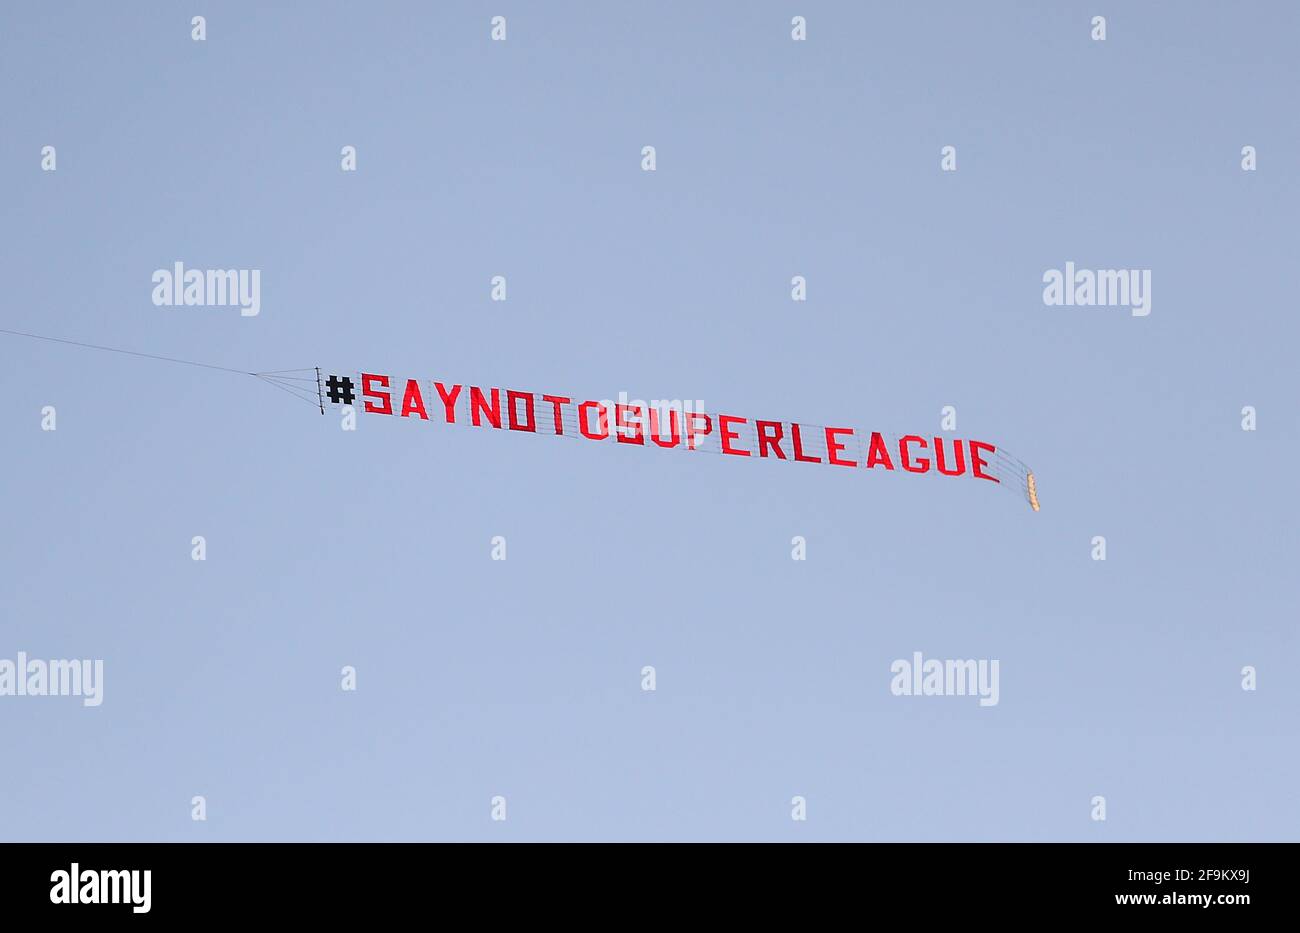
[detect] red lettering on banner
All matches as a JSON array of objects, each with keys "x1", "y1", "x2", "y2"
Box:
[
  {"x1": 400, "y1": 379, "x2": 429, "y2": 420},
  {"x1": 825, "y1": 427, "x2": 856, "y2": 467},
  {"x1": 719, "y1": 415, "x2": 750, "y2": 456},
  {"x1": 756, "y1": 420, "x2": 786, "y2": 459},
  {"x1": 361, "y1": 373, "x2": 392, "y2": 415},
  {"x1": 579, "y1": 401, "x2": 609, "y2": 440},
  {"x1": 507, "y1": 391, "x2": 536, "y2": 432},
  {"x1": 541, "y1": 395, "x2": 570, "y2": 435},
  {"x1": 684, "y1": 412, "x2": 713, "y2": 450},
  {"x1": 900, "y1": 435, "x2": 929, "y2": 473},
  {"x1": 933, "y1": 437, "x2": 965, "y2": 476},
  {"x1": 969, "y1": 441, "x2": 999, "y2": 483},
  {"x1": 790, "y1": 424, "x2": 821, "y2": 463},
  {"x1": 648, "y1": 409, "x2": 682, "y2": 448},
  {"x1": 434, "y1": 383, "x2": 461, "y2": 423},
  {"x1": 470, "y1": 387, "x2": 501, "y2": 428},
  {"x1": 865, "y1": 432, "x2": 895, "y2": 470},
  {"x1": 615, "y1": 404, "x2": 645, "y2": 445},
  {"x1": 336, "y1": 372, "x2": 1031, "y2": 500}
]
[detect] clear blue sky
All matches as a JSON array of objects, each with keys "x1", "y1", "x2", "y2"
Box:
[{"x1": 1, "y1": 1, "x2": 1296, "y2": 840}]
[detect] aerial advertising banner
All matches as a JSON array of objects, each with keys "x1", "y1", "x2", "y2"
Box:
[{"x1": 319, "y1": 371, "x2": 1039, "y2": 510}]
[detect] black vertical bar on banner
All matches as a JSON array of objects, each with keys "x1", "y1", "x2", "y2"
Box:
[{"x1": 315, "y1": 367, "x2": 324, "y2": 415}]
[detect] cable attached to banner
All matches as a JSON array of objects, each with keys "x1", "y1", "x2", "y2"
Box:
[{"x1": 0, "y1": 327, "x2": 321, "y2": 406}]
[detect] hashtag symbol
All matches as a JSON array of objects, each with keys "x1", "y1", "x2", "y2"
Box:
[{"x1": 325, "y1": 375, "x2": 355, "y2": 405}]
